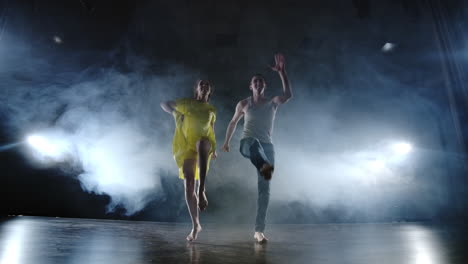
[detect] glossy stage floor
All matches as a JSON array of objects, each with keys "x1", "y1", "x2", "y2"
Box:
[{"x1": 0, "y1": 216, "x2": 466, "y2": 264}]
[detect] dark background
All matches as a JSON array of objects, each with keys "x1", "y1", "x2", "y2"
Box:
[{"x1": 0, "y1": 0, "x2": 467, "y2": 224}]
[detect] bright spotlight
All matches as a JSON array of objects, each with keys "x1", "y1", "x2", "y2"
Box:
[
  {"x1": 382, "y1": 42, "x2": 396, "y2": 52},
  {"x1": 391, "y1": 142, "x2": 412, "y2": 155},
  {"x1": 26, "y1": 134, "x2": 66, "y2": 159},
  {"x1": 53, "y1": 36, "x2": 63, "y2": 44}
]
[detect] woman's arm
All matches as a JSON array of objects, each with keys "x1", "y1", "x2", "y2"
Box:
[
  {"x1": 211, "y1": 122, "x2": 217, "y2": 159},
  {"x1": 160, "y1": 101, "x2": 177, "y2": 114}
]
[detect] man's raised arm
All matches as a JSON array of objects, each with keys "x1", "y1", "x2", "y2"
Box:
[{"x1": 271, "y1": 53, "x2": 292, "y2": 105}]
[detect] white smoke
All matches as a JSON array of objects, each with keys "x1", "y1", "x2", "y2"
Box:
[
  {"x1": 1, "y1": 30, "x2": 194, "y2": 214},
  {"x1": 71, "y1": 114, "x2": 172, "y2": 214}
]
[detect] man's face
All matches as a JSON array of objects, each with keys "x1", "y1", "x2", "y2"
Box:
[{"x1": 250, "y1": 76, "x2": 266, "y2": 94}]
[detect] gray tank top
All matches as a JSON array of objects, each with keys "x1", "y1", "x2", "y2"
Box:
[{"x1": 242, "y1": 97, "x2": 277, "y2": 143}]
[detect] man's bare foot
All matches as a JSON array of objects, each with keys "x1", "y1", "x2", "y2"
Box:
[
  {"x1": 254, "y1": 232, "x2": 268, "y2": 243},
  {"x1": 199, "y1": 191, "x2": 208, "y2": 211},
  {"x1": 187, "y1": 225, "x2": 202, "y2": 242},
  {"x1": 259, "y1": 163, "x2": 274, "y2": 180}
]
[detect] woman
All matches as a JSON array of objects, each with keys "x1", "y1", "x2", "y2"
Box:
[{"x1": 160, "y1": 79, "x2": 217, "y2": 241}]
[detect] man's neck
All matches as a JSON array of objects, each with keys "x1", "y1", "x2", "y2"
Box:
[{"x1": 252, "y1": 93, "x2": 264, "y2": 103}]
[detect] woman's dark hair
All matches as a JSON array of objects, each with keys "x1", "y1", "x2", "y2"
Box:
[{"x1": 193, "y1": 79, "x2": 213, "y2": 101}]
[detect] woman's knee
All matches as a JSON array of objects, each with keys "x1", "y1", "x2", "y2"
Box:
[
  {"x1": 183, "y1": 159, "x2": 196, "y2": 191},
  {"x1": 196, "y1": 138, "x2": 211, "y2": 153}
]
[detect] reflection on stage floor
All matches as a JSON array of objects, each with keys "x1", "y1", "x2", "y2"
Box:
[{"x1": 0, "y1": 216, "x2": 466, "y2": 263}]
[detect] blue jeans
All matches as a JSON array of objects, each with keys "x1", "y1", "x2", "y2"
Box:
[{"x1": 240, "y1": 137, "x2": 275, "y2": 232}]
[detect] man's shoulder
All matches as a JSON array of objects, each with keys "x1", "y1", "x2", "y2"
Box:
[{"x1": 238, "y1": 97, "x2": 250, "y2": 107}]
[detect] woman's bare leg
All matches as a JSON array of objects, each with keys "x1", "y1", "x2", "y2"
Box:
[
  {"x1": 196, "y1": 139, "x2": 211, "y2": 211},
  {"x1": 183, "y1": 159, "x2": 201, "y2": 241}
]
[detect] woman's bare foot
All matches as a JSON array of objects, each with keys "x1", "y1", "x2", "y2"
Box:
[
  {"x1": 199, "y1": 191, "x2": 208, "y2": 211},
  {"x1": 187, "y1": 225, "x2": 202, "y2": 242},
  {"x1": 254, "y1": 232, "x2": 268, "y2": 243},
  {"x1": 259, "y1": 163, "x2": 274, "y2": 180}
]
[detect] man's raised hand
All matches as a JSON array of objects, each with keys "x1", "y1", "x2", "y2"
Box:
[{"x1": 269, "y1": 53, "x2": 286, "y2": 73}]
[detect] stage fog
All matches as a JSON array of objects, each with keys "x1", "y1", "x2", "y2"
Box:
[{"x1": 0, "y1": 0, "x2": 467, "y2": 224}]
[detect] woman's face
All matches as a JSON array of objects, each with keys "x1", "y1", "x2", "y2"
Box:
[{"x1": 196, "y1": 80, "x2": 211, "y2": 99}]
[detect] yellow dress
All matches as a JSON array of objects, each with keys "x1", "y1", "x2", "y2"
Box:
[{"x1": 172, "y1": 98, "x2": 216, "y2": 180}]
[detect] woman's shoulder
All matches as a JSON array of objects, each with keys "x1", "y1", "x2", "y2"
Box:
[
  {"x1": 206, "y1": 102, "x2": 216, "y2": 112},
  {"x1": 175, "y1": 98, "x2": 193, "y2": 104}
]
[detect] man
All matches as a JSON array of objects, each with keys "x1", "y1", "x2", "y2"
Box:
[{"x1": 221, "y1": 53, "x2": 292, "y2": 243}]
